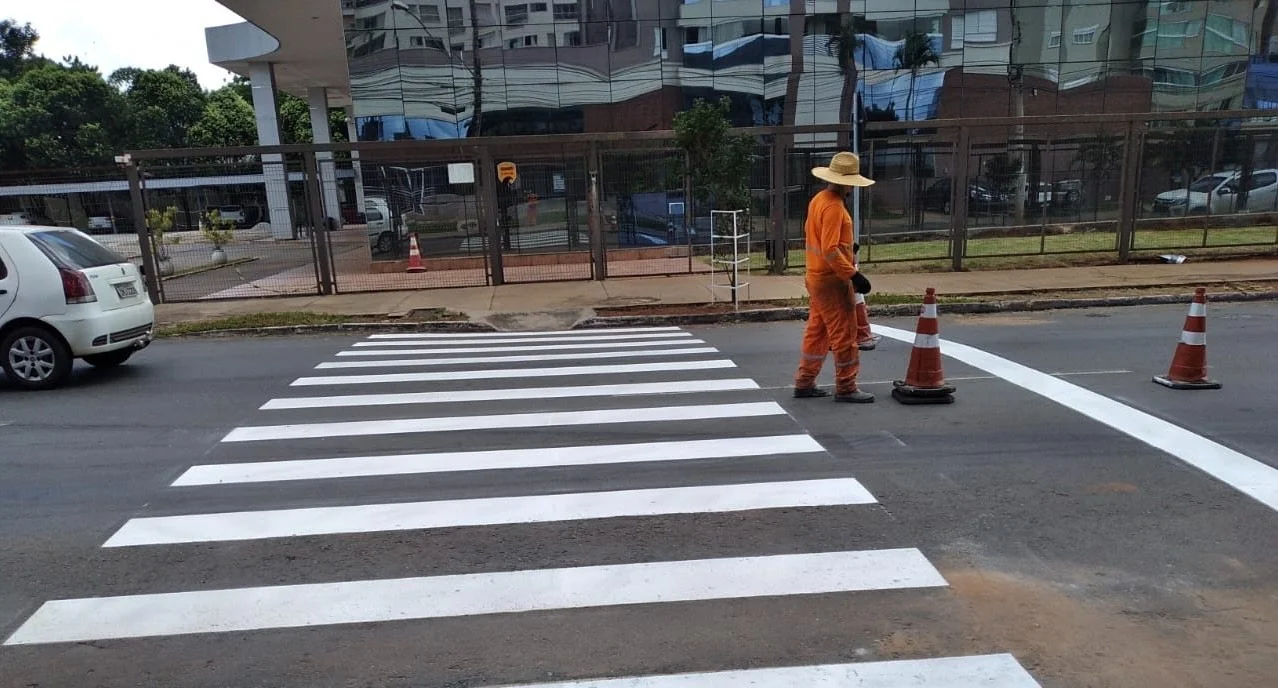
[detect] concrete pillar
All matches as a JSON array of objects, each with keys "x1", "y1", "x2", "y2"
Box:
[
  {"x1": 248, "y1": 62, "x2": 293, "y2": 239},
  {"x1": 346, "y1": 106, "x2": 367, "y2": 215},
  {"x1": 308, "y1": 87, "x2": 343, "y2": 226}
]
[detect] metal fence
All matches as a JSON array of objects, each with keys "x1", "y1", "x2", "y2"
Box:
[{"x1": 5, "y1": 110, "x2": 1276, "y2": 303}]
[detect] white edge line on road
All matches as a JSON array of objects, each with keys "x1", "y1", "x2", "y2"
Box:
[
  {"x1": 353, "y1": 332, "x2": 694, "y2": 347},
  {"x1": 478, "y1": 654, "x2": 1041, "y2": 687},
  {"x1": 875, "y1": 325, "x2": 1278, "y2": 514},
  {"x1": 314, "y1": 346, "x2": 720, "y2": 370},
  {"x1": 290, "y1": 359, "x2": 736, "y2": 387},
  {"x1": 173, "y1": 434, "x2": 827, "y2": 486},
  {"x1": 104, "y1": 478, "x2": 877, "y2": 546},
  {"x1": 221, "y1": 401, "x2": 786, "y2": 442},
  {"x1": 367, "y1": 327, "x2": 682, "y2": 339},
  {"x1": 334, "y1": 339, "x2": 708, "y2": 356},
  {"x1": 262, "y1": 378, "x2": 759, "y2": 410},
  {"x1": 3, "y1": 549, "x2": 946, "y2": 646}
]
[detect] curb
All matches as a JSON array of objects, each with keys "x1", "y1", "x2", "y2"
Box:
[
  {"x1": 574, "y1": 290, "x2": 1278, "y2": 328},
  {"x1": 160, "y1": 289, "x2": 1278, "y2": 337},
  {"x1": 161, "y1": 320, "x2": 494, "y2": 338}
]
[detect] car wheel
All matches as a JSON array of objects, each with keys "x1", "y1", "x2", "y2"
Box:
[
  {"x1": 377, "y1": 233, "x2": 395, "y2": 254},
  {"x1": 2, "y1": 326, "x2": 74, "y2": 390},
  {"x1": 83, "y1": 349, "x2": 134, "y2": 368}
]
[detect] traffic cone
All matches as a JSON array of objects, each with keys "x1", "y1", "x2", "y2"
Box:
[
  {"x1": 852, "y1": 250, "x2": 880, "y2": 350},
  {"x1": 854, "y1": 292, "x2": 880, "y2": 350},
  {"x1": 892, "y1": 287, "x2": 955, "y2": 405},
  {"x1": 1153, "y1": 287, "x2": 1220, "y2": 390},
  {"x1": 405, "y1": 233, "x2": 426, "y2": 274}
]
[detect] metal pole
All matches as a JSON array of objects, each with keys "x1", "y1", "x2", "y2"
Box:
[
  {"x1": 302, "y1": 151, "x2": 336, "y2": 295},
  {"x1": 852, "y1": 90, "x2": 862, "y2": 247},
  {"x1": 121, "y1": 156, "x2": 162, "y2": 302},
  {"x1": 951, "y1": 126, "x2": 972, "y2": 272},
  {"x1": 586, "y1": 141, "x2": 606, "y2": 281},
  {"x1": 1117, "y1": 118, "x2": 1143, "y2": 261},
  {"x1": 477, "y1": 144, "x2": 505, "y2": 286}
]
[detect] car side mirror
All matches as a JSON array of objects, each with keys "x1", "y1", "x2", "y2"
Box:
[{"x1": 1218, "y1": 187, "x2": 1234, "y2": 196}]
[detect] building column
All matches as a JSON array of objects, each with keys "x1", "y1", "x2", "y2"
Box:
[
  {"x1": 346, "y1": 106, "x2": 367, "y2": 214},
  {"x1": 248, "y1": 62, "x2": 293, "y2": 240},
  {"x1": 308, "y1": 87, "x2": 343, "y2": 226}
]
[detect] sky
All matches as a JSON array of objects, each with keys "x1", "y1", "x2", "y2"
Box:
[{"x1": 11, "y1": 0, "x2": 247, "y2": 89}]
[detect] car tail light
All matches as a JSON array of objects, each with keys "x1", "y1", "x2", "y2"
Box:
[{"x1": 59, "y1": 267, "x2": 98, "y2": 304}]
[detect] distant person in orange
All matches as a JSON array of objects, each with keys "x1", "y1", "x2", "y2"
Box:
[{"x1": 794, "y1": 152, "x2": 875, "y2": 403}]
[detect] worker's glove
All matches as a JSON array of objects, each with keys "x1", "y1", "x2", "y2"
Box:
[
  {"x1": 851, "y1": 271, "x2": 872, "y2": 295},
  {"x1": 853, "y1": 242, "x2": 861, "y2": 255}
]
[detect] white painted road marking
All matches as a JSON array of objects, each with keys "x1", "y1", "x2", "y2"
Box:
[
  {"x1": 262, "y1": 379, "x2": 759, "y2": 410},
  {"x1": 174, "y1": 434, "x2": 827, "y2": 486},
  {"x1": 367, "y1": 327, "x2": 682, "y2": 339},
  {"x1": 336, "y1": 339, "x2": 708, "y2": 357},
  {"x1": 876, "y1": 324, "x2": 1278, "y2": 513},
  {"x1": 3, "y1": 549, "x2": 946, "y2": 645},
  {"x1": 354, "y1": 332, "x2": 694, "y2": 347},
  {"x1": 290, "y1": 359, "x2": 736, "y2": 387},
  {"x1": 222, "y1": 401, "x2": 787, "y2": 442},
  {"x1": 475, "y1": 654, "x2": 1041, "y2": 687},
  {"x1": 104, "y1": 478, "x2": 877, "y2": 546},
  {"x1": 315, "y1": 346, "x2": 720, "y2": 369}
]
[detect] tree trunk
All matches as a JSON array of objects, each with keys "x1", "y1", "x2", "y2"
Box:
[{"x1": 467, "y1": 0, "x2": 483, "y2": 137}]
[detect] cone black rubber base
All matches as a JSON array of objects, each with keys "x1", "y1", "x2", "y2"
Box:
[
  {"x1": 1153, "y1": 375, "x2": 1221, "y2": 390},
  {"x1": 858, "y1": 335, "x2": 881, "y2": 351},
  {"x1": 891, "y1": 380, "x2": 956, "y2": 405}
]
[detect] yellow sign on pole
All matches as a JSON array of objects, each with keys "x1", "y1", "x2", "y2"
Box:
[{"x1": 497, "y1": 161, "x2": 518, "y2": 183}]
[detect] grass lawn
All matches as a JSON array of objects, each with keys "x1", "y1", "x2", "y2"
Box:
[{"x1": 730, "y1": 224, "x2": 1277, "y2": 273}]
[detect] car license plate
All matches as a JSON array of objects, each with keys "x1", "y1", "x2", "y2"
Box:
[{"x1": 114, "y1": 282, "x2": 138, "y2": 298}]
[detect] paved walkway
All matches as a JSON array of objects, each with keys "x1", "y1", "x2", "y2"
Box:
[{"x1": 154, "y1": 258, "x2": 1278, "y2": 324}]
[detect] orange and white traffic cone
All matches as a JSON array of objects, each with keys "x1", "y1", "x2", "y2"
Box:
[
  {"x1": 852, "y1": 251, "x2": 879, "y2": 350},
  {"x1": 892, "y1": 287, "x2": 955, "y2": 405},
  {"x1": 405, "y1": 233, "x2": 426, "y2": 274},
  {"x1": 854, "y1": 292, "x2": 880, "y2": 350},
  {"x1": 1153, "y1": 287, "x2": 1220, "y2": 390}
]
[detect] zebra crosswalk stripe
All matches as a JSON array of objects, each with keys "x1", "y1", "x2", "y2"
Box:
[
  {"x1": 172, "y1": 434, "x2": 828, "y2": 486},
  {"x1": 103, "y1": 478, "x2": 878, "y2": 546},
  {"x1": 290, "y1": 359, "x2": 736, "y2": 386},
  {"x1": 4, "y1": 549, "x2": 946, "y2": 646}
]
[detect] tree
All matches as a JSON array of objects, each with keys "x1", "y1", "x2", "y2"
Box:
[
  {"x1": 894, "y1": 31, "x2": 940, "y2": 230},
  {"x1": 466, "y1": 0, "x2": 483, "y2": 137},
  {"x1": 672, "y1": 96, "x2": 756, "y2": 212},
  {"x1": 111, "y1": 65, "x2": 207, "y2": 149},
  {"x1": 5, "y1": 61, "x2": 125, "y2": 169},
  {"x1": 224, "y1": 75, "x2": 348, "y2": 145},
  {"x1": 0, "y1": 19, "x2": 39, "y2": 81},
  {"x1": 189, "y1": 86, "x2": 257, "y2": 148},
  {"x1": 827, "y1": 17, "x2": 862, "y2": 150},
  {"x1": 894, "y1": 30, "x2": 940, "y2": 123}
]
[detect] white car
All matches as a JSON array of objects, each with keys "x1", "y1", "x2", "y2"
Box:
[
  {"x1": 0, "y1": 225, "x2": 154, "y2": 390},
  {"x1": 1151, "y1": 169, "x2": 1278, "y2": 216}
]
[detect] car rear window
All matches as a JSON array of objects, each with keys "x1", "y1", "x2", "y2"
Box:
[{"x1": 26, "y1": 230, "x2": 126, "y2": 270}]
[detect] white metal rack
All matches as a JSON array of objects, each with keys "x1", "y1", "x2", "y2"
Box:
[{"x1": 708, "y1": 209, "x2": 750, "y2": 307}]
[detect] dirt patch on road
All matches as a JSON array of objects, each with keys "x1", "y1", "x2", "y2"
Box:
[{"x1": 881, "y1": 564, "x2": 1278, "y2": 687}]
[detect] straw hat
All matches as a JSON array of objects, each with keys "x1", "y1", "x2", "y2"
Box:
[{"x1": 812, "y1": 152, "x2": 875, "y2": 187}]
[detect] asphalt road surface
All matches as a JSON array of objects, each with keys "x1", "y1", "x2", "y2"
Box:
[{"x1": 2, "y1": 302, "x2": 1276, "y2": 687}]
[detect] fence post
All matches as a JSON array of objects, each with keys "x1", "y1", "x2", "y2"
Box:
[
  {"x1": 302, "y1": 151, "x2": 336, "y2": 295},
  {"x1": 768, "y1": 134, "x2": 787, "y2": 274},
  {"x1": 1117, "y1": 118, "x2": 1143, "y2": 261},
  {"x1": 586, "y1": 141, "x2": 607, "y2": 281},
  {"x1": 122, "y1": 156, "x2": 163, "y2": 303},
  {"x1": 477, "y1": 144, "x2": 505, "y2": 286},
  {"x1": 950, "y1": 126, "x2": 971, "y2": 272}
]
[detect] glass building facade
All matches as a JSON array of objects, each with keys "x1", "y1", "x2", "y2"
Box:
[{"x1": 343, "y1": 0, "x2": 1278, "y2": 142}]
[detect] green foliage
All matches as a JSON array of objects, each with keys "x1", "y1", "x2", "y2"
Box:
[
  {"x1": 200, "y1": 209, "x2": 236, "y2": 249},
  {"x1": 0, "y1": 18, "x2": 349, "y2": 172},
  {"x1": 145, "y1": 206, "x2": 178, "y2": 258},
  {"x1": 983, "y1": 153, "x2": 1023, "y2": 192},
  {"x1": 672, "y1": 97, "x2": 756, "y2": 211}
]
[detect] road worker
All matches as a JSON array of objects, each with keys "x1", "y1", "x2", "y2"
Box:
[{"x1": 794, "y1": 151, "x2": 875, "y2": 403}]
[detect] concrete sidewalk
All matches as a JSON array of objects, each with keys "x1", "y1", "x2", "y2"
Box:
[{"x1": 155, "y1": 258, "x2": 1278, "y2": 324}]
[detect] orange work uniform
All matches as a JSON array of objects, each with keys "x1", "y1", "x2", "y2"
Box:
[{"x1": 794, "y1": 188, "x2": 861, "y2": 394}]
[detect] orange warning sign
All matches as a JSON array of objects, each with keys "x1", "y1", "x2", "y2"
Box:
[{"x1": 497, "y1": 161, "x2": 518, "y2": 183}]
